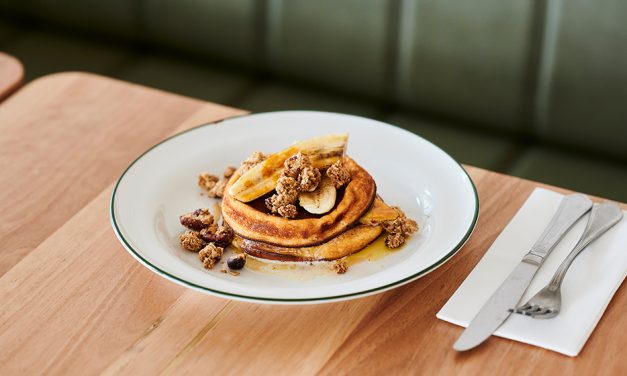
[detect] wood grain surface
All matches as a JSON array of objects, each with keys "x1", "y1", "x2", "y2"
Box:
[
  {"x1": 0, "y1": 52, "x2": 23, "y2": 101},
  {"x1": 0, "y1": 73, "x2": 625, "y2": 375}
]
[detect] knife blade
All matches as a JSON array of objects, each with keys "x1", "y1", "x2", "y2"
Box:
[{"x1": 453, "y1": 193, "x2": 593, "y2": 351}]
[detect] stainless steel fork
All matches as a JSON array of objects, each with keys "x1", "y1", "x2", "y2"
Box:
[{"x1": 513, "y1": 202, "x2": 623, "y2": 319}]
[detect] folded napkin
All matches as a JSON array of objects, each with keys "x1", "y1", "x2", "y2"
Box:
[{"x1": 437, "y1": 188, "x2": 627, "y2": 356}]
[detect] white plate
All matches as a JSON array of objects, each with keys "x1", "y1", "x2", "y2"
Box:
[{"x1": 110, "y1": 111, "x2": 478, "y2": 304}]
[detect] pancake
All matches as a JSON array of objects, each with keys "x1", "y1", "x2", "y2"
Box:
[
  {"x1": 222, "y1": 157, "x2": 376, "y2": 247},
  {"x1": 233, "y1": 225, "x2": 383, "y2": 261},
  {"x1": 231, "y1": 196, "x2": 399, "y2": 261}
]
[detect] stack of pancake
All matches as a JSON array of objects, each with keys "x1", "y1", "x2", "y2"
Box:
[{"x1": 222, "y1": 156, "x2": 399, "y2": 262}]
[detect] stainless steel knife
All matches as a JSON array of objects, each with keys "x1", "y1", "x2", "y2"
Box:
[{"x1": 453, "y1": 193, "x2": 593, "y2": 351}]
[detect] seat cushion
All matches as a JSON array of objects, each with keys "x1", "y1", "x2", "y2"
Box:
[
  {"x1": 31, "y1": 0, "x2": 137, "y2": 37},
  {"x1": 0, "y1": 21, "x2": 18, "y2": 44},
  {"x1": 116, "y1": 55, "x2": 252, "y2": 103},
  {"x1": 141, "y1": 0, "x2": 258, "y2": 65},
  {"x1": 0, "y1": 0, "x2": 32, "y2": 17},
  {"x1": 385, "y1": 113, "x2": 519, "y2": 171},
  {"x1": 536, "y1": 0, "x2": 627, "y2": 161},
  {"x1": 266, "y1": 0, "x2": 392, "y2": 99},
  {"x1": 396, "y1": 0, "x2": 535, "y2": 131},
  {"x1": 509, "y1": 147, "x2": 627, "y2": 202},
  {"x1": 2, "y1": 28, "x2": 131, "y2": 80},
  {"x1": 234, "y1": 83, "x2": 380, "y2": 118}
]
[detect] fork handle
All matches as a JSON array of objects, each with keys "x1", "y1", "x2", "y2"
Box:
[{"x1": 548, "y1": 202, "x2": 623, "y2": 291}]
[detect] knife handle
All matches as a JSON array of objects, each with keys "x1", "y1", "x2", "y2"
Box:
[{"x1": 522, "y1": 194, "x2": 592, "y2": 265}]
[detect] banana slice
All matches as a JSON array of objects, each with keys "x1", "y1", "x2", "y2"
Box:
[
  {"x1": 299, "y1": 176, "x2": 337, "y2": 214},
  {"x1": 229, "y1": 133, "x2": 348, "y2": 202}
]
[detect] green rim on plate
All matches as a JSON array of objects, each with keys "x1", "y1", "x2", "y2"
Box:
[{"x1": 109, "y1": 113, "x2": 479, "y2": 303}]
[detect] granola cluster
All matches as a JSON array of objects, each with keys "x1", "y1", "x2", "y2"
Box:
[
  {"x1": 284, "y1": 152, "x2": 322, "y2": 191},
  {"x1": 299, "y1": 167, "x2": 322, "y2": 192},
  {"x1": 199, "y1": 243, "x2": 223, "y2": 270},
  {"x1": 333, "y1": 258, "x2": 348, "y2": 274},
  {"x1": 276, "y1": 175, "x2": 299, "y2": 199},
  {"x1": 240, "y1": 151, "x2": 267, "y2": 173},
  {"x1": 277, "y1": 204, "x2": 298, "y2": 218},
  {"x1": 382, "y1": 207, "x2": 419, "y2": 249},
  {"x1": 283, "y1": 152, "x2": 308, "y2": 178},
  {"x1": 265, "y1": 152, "x2": 322, "y2": 218},
  {"x1": 223, "y1": 166, "x2": 236, "y2": 179},
  {"x1": 179, "y1": 230, "x2": 205, "y2": 251},
  {"x1": 178, "y1": 207, "x2": 234, "y2": 269},
  {"x1": 179, "y1": 208, "x2": 214, "y2": 230},
  {"x1": 197, "y1": 173, "x2": 219, "y2": 192},
  {"x1": 184, "y1": 156, "x2": 262, "y2": 272},
  {"x1": 326, "y1": 160, "x2": 351, "y2": 188},
  {"x1": 200, "y1": 224, "x2": 234, "y2": 248},
  {"x1": 197, "y1": 166, "x2": 236, "y2": 198}
]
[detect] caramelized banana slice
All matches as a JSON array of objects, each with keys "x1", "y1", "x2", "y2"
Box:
[
  {"x1": 229, "y1": 133, "x2": 348, "y2": 202},
  {"x1": 299, "y1": 176, "x2": 337, "y2": 214}
]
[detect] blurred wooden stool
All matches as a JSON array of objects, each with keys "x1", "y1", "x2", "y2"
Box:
[{"x1": 0, "y1": 52, "x2": 23, "y2": 101}]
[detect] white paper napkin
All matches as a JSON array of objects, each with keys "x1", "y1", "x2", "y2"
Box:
[{"x1": 437, "y1": 188, "x2": 627, "y2": 356}]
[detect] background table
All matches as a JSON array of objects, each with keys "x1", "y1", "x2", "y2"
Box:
[
  {"x1": 0, "y1": 73, "x2": 625, "y2": 375},
  {"x1": 0, "y1": 52, "x2": 23, "y2": 101}
]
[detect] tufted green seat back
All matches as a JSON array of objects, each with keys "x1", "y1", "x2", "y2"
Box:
[{"x1": 2, "y1": 0, "x2": 626, "y2": 160}]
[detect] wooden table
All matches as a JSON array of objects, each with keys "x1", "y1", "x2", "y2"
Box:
[
  {"x1": 0, "y1": 73, "x2": 625, "y2": 375},
  {"x1": 0, "y1": 52, "x2": 23, "y2": 101}
]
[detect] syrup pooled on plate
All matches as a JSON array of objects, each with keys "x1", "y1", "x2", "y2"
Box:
[{"x1": 236, "y1": 234, "x2": 396, "y2": 280}]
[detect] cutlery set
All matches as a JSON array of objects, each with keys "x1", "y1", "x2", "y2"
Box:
[{"x1": 454, "y1": 194, "x2": 623, "y2": 351}]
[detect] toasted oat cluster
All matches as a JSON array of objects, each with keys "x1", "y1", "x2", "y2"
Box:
[
  {"x1": 199, "y1": 243, "x2": 224, "y2": 269},
  {"x1": 178, "y1": 206, "x2": 234, "y2": 270},
  {"x1": 299, "y1": 167, "x2": 322, "y2": 192},
  {"x1": 240, "y1": 151, "x2": 267, "y2": 173},
  {"x1": 265, "y1": 194, "x2": 292, "y2": 213},
  {"x1": 179, "y1": 230, "x2": 204, "y2": 251},
  {"x1": 326, "y1": 160, "x2": 351, "y2": 188},
  {"x1": 200, "y1": 224, "x2": 234, "y2": 247},
  {"x1": 265, "y1": 152, "x2": 322, "y2": 218},
  {"x1": 180, "y1": 208, "x2": 214, "y2": 230},
  {"x1": 266, "y1": 176, "x2": 298, "y2": 217},
  {"x1": 283, "y1": 152, "x2": 308, "y2": 178},
  {"x1": 223, "y1": 166, "x2": 236, "y2": 179},
  {"x1": 207, "y1": 180, "x2": 225, "y2": 198},
  {"x1": 382, "y1": 207, "x2": 419, "y2": 249},
  {"x1": 333, "y1": 259, "x2": 348, "y2": 274},
  {"x1": 198, "y1": 173, "x2": 219, "y2": 191},
  {"x1": 185, "y1": 162, "x2": 242, "y2": 271},
  {"x1": 285, "y1": 153, "x2": 322, "y2": 192},
  {"x1": 276, "y1": 175, "x2": 299, "y2": 198},
  {"x1": 199, "y1": 224, "x2": 218, "y2": 238},
  {"x1": 202, "y1": 167, "x2": 236, "y2": 198},
  {"x1": 277, "y1": 204, "x2": 298, "y2": 218},
  {"x1": 198, "y1": 166, "x2": 236, "y2": 198}
]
